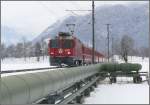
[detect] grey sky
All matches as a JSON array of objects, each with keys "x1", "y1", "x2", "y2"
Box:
[{"x1": 1, "y1": 1, "x2": 148, "y2": 38}]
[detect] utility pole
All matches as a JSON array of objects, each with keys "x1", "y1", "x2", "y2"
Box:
[
  {"x1": 112, "y1": 36, "x2": 114, "y2": 62},
  {"x1": 66, "y1": 2, "x2": 95, "y2": 64},
  {"x1": 92, "y1": 0, "x2": 95, "y2": 64},
  {"x1": 106, "y1": 24, "x2": 110, "y2": 62}
]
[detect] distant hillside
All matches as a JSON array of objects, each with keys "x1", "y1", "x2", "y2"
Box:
[
  {"x1": 1, "y1": 26, "x2": 30, "y2": 45},
  {"x1": 34, "y1": 3, "x2": 149, "y2": 53}
]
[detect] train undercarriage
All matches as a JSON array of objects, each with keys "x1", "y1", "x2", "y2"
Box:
[{"x1": 50, "y1": 57, "x2": 83, "y2": 67}]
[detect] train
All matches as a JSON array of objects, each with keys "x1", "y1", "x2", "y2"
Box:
[{"x1": 48, "y1": 32, "x2": 105, "y2": 66}]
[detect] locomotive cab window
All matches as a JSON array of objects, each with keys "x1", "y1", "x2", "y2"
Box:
[
  {"x1": 62, "y1": 40, "x2": 73, "y2": 48},
  {"x1": 49, "y1": 39, "x2": 59, "y2": 48}
]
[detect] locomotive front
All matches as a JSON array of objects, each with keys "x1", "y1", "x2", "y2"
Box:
[{"x1": 48, "y1": 32, "x2": 75, "y2": 66}]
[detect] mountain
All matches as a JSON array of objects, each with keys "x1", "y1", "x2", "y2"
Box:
[
  {"x1": 1, "y1": 26, "x2": 29, "y2": 45},
  {"x1": 34, "y1": 3, "x2": 149, "y2": 53}
]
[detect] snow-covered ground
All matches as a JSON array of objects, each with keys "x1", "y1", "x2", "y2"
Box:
[
  {"x1": 1, "y1": 55, "x2": 149, "y2": 72},
  {"x1": 1, "y1": 56, "x2": 60, "y2": 77},
  {"x1": 84, "y1": 82, "x2": 149, "y2": 104},
  {"x1": 1, "y1": 55, "x2": 149, "y2": 104},
  {"x1": 1, "y1": 56, "x2": 51, "y2": 71},
  {"x1": 84, "y1": 56, "x2": 149, "y2": 104}
]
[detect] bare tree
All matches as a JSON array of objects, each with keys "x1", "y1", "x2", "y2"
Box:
[
  {"x1": 140, "y1": 47, "x2": 149, "y2": 58},
  {"x1": 22, "y1": 37, "x2": 27, "y2": 61},
  {"x1": 1, "y1": 43, "x2": 6, "y2": 60},
  {"x1": 35, "y1": 42, "x2": 42, "y2": 62},
  {"x1": 121, "y1": 35, "x2": 134, "y2": 63},
  {"x1": 41, "y1": 38, "x2": 46, "y2": 60},
  {"x1": 15, "y1": 43, "x2": 24, "y2": 58},
  {"x1": 113, "y1": 38, "x2": 122, "y2": 55},
  {"x1": 26, "y1": 41, "x2": 34, "y2": 58},
  {"x1": 6, "y1": 44, "x2": 16, "y2": 58}
]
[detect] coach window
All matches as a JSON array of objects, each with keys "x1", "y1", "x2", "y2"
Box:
[
  {"x1": 50, "y1": 39, "x2": 59, "y2": 48},
  {"x1": 63, "y1": 40, "x2": 72, "y2": 48}
]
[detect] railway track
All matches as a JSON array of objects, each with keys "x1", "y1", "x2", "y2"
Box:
[
  {"x1": 1, "y1": 66, "x2": 61, "y2": 74},
  {"x1": 0, "y1": 65, "x2": 82, "y2": 74}
]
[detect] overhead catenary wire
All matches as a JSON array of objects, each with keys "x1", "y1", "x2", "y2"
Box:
[
  {"x1": 37, "y1": 1, "x2": 73, "y2": 35},
  {"x1": 38, "y1": 1, "x2": 75, "y2": 23},
  {"x1": 42, "y1": 1, "x2": 78, "y2": 23},
  {"x1": 65, "y1": 2, "x2": 91, "y2": 34},
  {"x1": 67, "y1": 1, "x2": 92, "y2": 24},
  {"x1": 70, "y1": 1, "x2": 82, "y2": 10},
  {"x1": 67, "y1": 2, "x2": 93, "y2": 44},
  {"x1": 38, "y1": 1, "x2": 93, "y2": 38},
  {"x1": 38, "y1": 1, "x2": 60, "y2": 19},
  {"x1": 39, "y1": 1, "x2": 91, "y2": 27}
]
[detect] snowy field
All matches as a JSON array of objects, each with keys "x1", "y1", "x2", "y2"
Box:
[
  {"x1": 84, "y1": 56, "x2": 149, "y2": 104},
  {"x1": 1, "y1": 56, "x2": 51, "y2": 71},
  {"x1": 1, "y1": 55, "x2": 149, "y2": 72},
  {"x1": 1, "y1": 55, "x2": 149, "y2": 104},
  {"x1": 84, "y1": 81, "x2": 149, "y2": 104}
]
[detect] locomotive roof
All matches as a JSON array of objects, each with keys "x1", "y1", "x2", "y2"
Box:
[{"x1": 59, "y1": 32, "x2": 71, "y2": 36}]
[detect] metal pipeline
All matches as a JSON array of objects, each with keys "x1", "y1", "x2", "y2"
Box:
[{"x1": 0, "y1": 64, "x2": 101, "y2": 104}]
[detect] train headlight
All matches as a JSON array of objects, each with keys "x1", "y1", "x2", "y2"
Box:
[
  {"x1": 50, "y1": 52, "x2": 54, "y2": 54},
  {"x1": 67, "y1": 51, "x2": 71, "y2": 54}
]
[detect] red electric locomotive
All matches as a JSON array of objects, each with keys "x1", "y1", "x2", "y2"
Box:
[{"x1": 48, "y1": 32, "x2": 104, "y2": 66}]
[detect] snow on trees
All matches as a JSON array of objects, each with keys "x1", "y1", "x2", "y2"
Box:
[{"x1": 120, "y1": 35, "x2": 134, "y2": 63}]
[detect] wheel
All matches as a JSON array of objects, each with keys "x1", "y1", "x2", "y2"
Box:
[
  {"x1": 110, "y1": 77, "x2": 116, "y2": 83},
  {"x1": 114, "y1": 77, "x2": 117, "y2": 83},
  {"x1": 84, "y1": 88, "x2": 90, "y2": 97},
  {"x1": 137, "y1": 76, "x2": 142, "y2": 83},
  {"x1": 89, "y1": 86, "x2": 94, "y2": 92},
  {"x1": 76, "y1": 95, "x2": 84, "y2": 104},
  {"x1": 139, "y1": 77, "x2": 142, "y2": 82},
  {"x1": 110, "y1": 78, "x2": 113, "y2": 83},
  {"x1": 133, "y1": 76, "x2": 142, "y2": 83},
  {"x1": 133, "y1": 77, "x2": 137, "y2": 83},
  {"x1": 94, "y1": 82, "x2": 98, "y2": 88}
]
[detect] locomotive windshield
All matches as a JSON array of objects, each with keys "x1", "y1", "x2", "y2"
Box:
[
  {"x1": 49, "y1": 39, "x2": 73, "y2": 48},
  {"x1": 62, "y1": 40, "x2": 73, "y2": 48},
  {"x1": 50, "y1": 39, "x2": 59, "y2": 48}
]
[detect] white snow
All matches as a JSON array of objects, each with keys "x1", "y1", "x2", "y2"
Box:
[
  {"x1": 2, "y1": 55, "x2": 149, "y2": 72},
  {"x1": 1, "y1": 55, "x2": 149, "y2": 104},
  {"x1": 84, "y1": 82, "x2": 149, "y2": 104},
  {"x1": 1, "y1": 56, "x2": 60, "y2": 77},
  {"x1": 1, "y1": 56, "x2": 51, "y2": 71},
  {"x1": 84, "y1": 55, "x2": 149, "y2": 104}
]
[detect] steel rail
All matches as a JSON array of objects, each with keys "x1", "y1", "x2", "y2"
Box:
[
  {"x1": 0, "y1": 65, "x2": 86, "y2": 74},
  {"x1": 1, "y1": 67, "x2": 60, "y2": 74}
]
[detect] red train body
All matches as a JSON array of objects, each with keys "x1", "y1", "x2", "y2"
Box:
[{"x1": 48, "y1": 32, "x2": 105, "y2": 66}]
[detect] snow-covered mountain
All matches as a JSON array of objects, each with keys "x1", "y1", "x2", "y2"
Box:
[
  {"x1": 1, "y1": 26, "x2": 30, "y2": 45},
  {"x1": 34, "y1": 3, "x2": 149, "y2": 52},
  {"x1": 1, "y1": 26, "x2": 20, "y2": 45}
]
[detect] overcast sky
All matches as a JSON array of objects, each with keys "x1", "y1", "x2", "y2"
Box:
[{"x1": 1, "y1": 1, "x2": 148, "y2": 39}]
